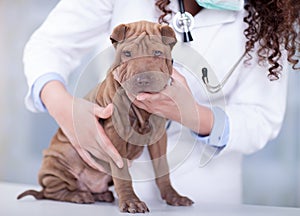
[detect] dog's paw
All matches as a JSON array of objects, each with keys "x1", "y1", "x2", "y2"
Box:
[
  {"x1": 165, "y1": 194, "x2": 194, "y2": 206},
  {"x1": 163, "y1": 190, "x2": 194, "y2": 206},
  {"x1": 119, "y1": 199, "x2": 149, "y2": 213}
]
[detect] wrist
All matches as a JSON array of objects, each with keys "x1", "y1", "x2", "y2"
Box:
[
  {"x1": 193, "y1": 104, "x2": 213, "y2": 135},
  {"x1": 176, "y1": 102, "x2": 213, "y2": 135},
  {"x1": 40, "y1": 80, "x2": 73, "y2": 118},
  {"x1": 193, "y1": 107, "x2": 229, "y2": 149}
]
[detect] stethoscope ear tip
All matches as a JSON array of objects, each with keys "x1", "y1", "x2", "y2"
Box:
[{"x1": 202, "y1": 67, "x2": 208, "y2": 83}]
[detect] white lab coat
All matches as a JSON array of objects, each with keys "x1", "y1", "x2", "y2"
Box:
[{"x1": 23, "y1": 0, "x2": 288, "y2": 204}]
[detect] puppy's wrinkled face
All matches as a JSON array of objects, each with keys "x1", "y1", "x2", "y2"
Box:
[
  {"x1": 113, "y1": 34, "x2": 172, "y2": 95},
  {"x1": 110, "y1": 21, "x2": 177, "y2": 96}
]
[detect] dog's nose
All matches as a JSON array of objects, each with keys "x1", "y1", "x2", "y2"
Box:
[{"x1": 136, "y1": 74, "x2": 151, "y2": 86}]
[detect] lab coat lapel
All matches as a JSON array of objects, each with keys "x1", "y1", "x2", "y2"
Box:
[{"x1": 189, "y1": 10, "x2": 239, "y2": 55}]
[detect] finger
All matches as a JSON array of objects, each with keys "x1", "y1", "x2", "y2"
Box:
[
  {"x1": 95, "y1": 122, "x2": 124, "y2": 168},
  {"x1": 172, "y1": 68, "x2": 184, "y2": 79},
  {"x1": 94, "y1": 103, "x2": 114, "y2": 119},
  {"x1": 172, "y1": 68, "x2": 188, "y2": 85},
  {"x1": 136, "y1": 92, "x2": 150, "y2": 101},
  {"x1": 136, "y1": 92, "x2": 162, "y2": 101},
  {"x1": 132, "y1": 99, "x2": 149, "y2": 111}
]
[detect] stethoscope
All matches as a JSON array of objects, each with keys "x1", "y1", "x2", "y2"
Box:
[
  {"x1": 173, "y1": 0, "x2": 245, "y2": 94},
  {"x1": 173, "y1": 0, "x2": 194, "y2": 42},
  {"x1": 201, "y1": 52, "x2": 246, "y2": 93}
]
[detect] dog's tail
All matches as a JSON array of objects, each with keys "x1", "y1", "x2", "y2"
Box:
[{"x1": 17, "y1": 189, "x2": 44, "y2": 200}]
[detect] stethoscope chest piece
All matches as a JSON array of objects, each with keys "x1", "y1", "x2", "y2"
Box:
[
  {"x1": 172, "y1": 11, "x2": 195, "y2": 34},
  {"x1": 173, "y1": 0, "x2": 194, "y2": 42}
]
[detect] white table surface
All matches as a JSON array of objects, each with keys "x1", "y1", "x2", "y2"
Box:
[{"x1": 1, "y1": 182, "x2": 300, "y2": 216}]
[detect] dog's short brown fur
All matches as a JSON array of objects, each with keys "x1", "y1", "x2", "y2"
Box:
[{"x1": 18, "y1": 21, "x2": 193, "y2": 213}]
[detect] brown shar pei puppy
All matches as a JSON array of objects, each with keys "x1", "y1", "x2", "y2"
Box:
[{"x1": 18, "y1": 21, "x2": 193, "y2": 213}]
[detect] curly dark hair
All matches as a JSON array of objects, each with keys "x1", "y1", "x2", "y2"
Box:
[
  {"x1": 155, "y1": 0, "x2": 172, "y2": 24},
  {"x1": 155, "y1": 0, "x2": 300, "y2": 80}
]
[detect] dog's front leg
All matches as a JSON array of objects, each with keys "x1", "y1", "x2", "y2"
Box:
[
  {"x1": 110, "y1": 159, "x2": 149, "y2": 213},
  {"x1": 148, "y1": 132, "x2": 194, "y2": 206}
]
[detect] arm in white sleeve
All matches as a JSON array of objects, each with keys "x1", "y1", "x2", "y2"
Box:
[
  {"x1": 223, "y1": 60, "x2": 289, "y2": 155},
  {"x1": 192, "y1": 106, "x2": 229, "y2": 150},
  {"x1": 31, "y1": 73, "x2": 66, "y2": 112},
  {"x1": 24, "y1": 0, "x2": 115, "y2": 112}
]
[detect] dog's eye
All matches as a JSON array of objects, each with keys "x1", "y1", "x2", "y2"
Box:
[
  {"x1": 123, "y1": 51, "x2": 132, "y2": 57},
  {"x1": 153, "y1": 50, "x2": 163, "y2": 57}
]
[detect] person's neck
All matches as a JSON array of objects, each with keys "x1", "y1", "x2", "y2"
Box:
[{"x1": 183, "y1": 0, "x2": 203, "y2": 16}]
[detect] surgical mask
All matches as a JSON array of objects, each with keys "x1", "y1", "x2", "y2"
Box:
[{"x1": 195, "y1": 0, "x2": 244, "y2": 11}]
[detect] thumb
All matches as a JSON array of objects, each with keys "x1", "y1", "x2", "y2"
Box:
[
  {"x1": 172, "y1": 68, "x2": 186, "y2": 83},
  {"x1": 172, "y1": 68, "x2": 189, "y2": 89},
  {"x1": 94, "y1": 103, "x2": 114, "y2": 119}
]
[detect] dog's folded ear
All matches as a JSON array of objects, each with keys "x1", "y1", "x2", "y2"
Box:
[
  {"x1": 110, "y1": 22, "x2": 177, "y2": 50},
  {"x1": 110, "y1": 24, "x2": 127, "y2": 46},
  {"x1": 160, "y1": 25, "x2": 177, "y2": 49}
]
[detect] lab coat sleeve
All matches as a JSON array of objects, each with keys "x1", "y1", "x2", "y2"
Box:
[
  {"x1": 223, "y1": 59, "x2": 289, "y2": 155},
  {"x1": 192, "y1": 106, "x2": 229, "y2": 148},
  {"x1": 23, "y1": 0, "x2": 115, "y2": 112},
  {"x1": 32, "y1": 73, "x2": 66, "y2": 112}
]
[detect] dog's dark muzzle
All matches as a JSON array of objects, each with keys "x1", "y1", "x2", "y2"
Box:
[{"x1": 122, "y1": 71, "x2": 171, "y2": 96}]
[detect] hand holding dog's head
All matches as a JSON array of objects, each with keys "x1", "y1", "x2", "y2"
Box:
[{"x1": 110, "y1": 21, "x2": 177, "y2": 96}]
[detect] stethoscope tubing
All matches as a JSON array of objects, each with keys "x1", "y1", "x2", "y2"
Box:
[
  {"x1": 174, "y1": 0, "x2": 245, "y2": 93},
  {"x1": 202, "y1": 52, "x2": 247, "y2": 93}
]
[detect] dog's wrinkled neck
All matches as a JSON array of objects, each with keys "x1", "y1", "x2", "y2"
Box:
[{"x1": 130, "y1": 104, "x2": 151, "y2": 134}]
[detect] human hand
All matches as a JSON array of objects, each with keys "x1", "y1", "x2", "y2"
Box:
[
  {"x1": 132, "y1": 69, "x2": 213, "y2": 135},
  {"x1": 41, "y1": 81, "x2": 124, "y2": 172},
  {"x1": 71, "y1": 99, "x2": 124, "y2": 170}
]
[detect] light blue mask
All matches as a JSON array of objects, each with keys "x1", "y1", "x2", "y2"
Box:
[{"x1": 195, "y1": 0, "x2": 244, "y2": 11}]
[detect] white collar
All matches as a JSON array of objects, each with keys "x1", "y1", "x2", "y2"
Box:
[{"x1": 193, "y1": 9, "x2": 239, "y2": 27}]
